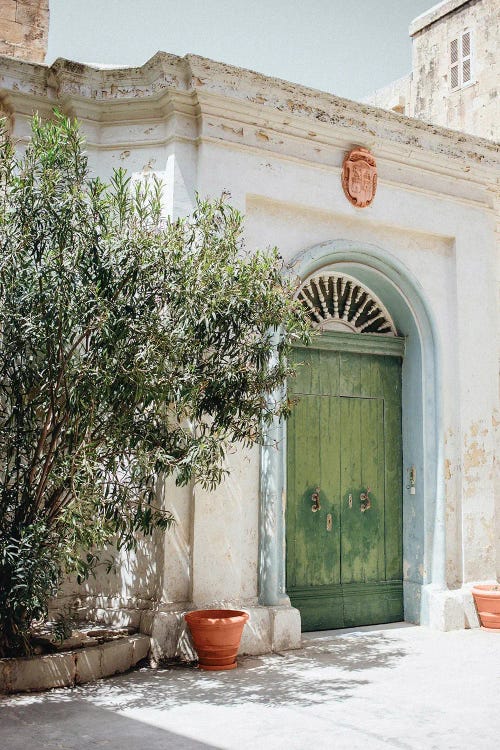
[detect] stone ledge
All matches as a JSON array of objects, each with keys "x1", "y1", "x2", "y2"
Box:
[
  {"x1": 0, "y1": 634, "x2": 150, "y2": 694},
  {"x1": 140, "y1": 604, "x2": 302, "y2": 664},
  {"x1": 410, "y1": 0, "x2": 469, "y2": 36}
]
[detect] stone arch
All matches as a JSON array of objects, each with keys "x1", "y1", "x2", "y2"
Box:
[{"x1": 259, "y1": 239, "x2": 446, "y2": 626}]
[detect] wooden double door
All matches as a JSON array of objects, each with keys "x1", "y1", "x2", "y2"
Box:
[{"x1": 286, "y1": 342, "x2": 403, "y2": 631}]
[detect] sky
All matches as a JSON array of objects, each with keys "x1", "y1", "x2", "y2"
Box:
[{"x1": 46, "y1": 0, "x2": 435, "y2": 101}]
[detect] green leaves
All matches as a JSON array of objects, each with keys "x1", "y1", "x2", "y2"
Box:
[
  {"x1": 0, "y1": 522, "x2": 61, "y2": 656},
  {"x1": 0, "y1": 113, "x2": 311, "y2": 656}
]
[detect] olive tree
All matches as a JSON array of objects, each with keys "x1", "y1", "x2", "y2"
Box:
[{"x1": 0, "y1": 114, "x2": 310, "y2": 656}]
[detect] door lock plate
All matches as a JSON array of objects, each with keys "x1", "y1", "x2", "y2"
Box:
[{"x1": 326, "y1": 513, "x2": 332, "y2": 531}]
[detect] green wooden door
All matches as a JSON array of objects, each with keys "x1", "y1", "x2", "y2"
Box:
[{"x1": 286, "y1": 344, "x2": 403, "y2": 630}]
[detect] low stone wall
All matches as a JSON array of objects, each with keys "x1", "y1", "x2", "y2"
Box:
[
  {"x1": 72, "y1": 596, "x2": 302, "y2": 663},
  {"x1": 0, "y1": 634, "x2": 150, "y2": 694}
]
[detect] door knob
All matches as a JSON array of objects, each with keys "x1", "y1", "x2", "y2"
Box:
[
  {"x1": 311, "y1": 487, "x2": 321, "y2": 512},
  {"x1": 360, "y1": 487, "x2": 371, "y2": 512}
]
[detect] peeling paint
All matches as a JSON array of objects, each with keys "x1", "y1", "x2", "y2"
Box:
[
  {"x1": 464, "y1": 440, "x2": 487, "y2": 471},
  {"x1": 220, "y1": 123, "x2": 243, "y2": 136},
  {"x1": 444, "y1": 459, "x2": 452, "y2": 481}
]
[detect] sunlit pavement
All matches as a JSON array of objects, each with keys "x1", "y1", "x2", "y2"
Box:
[{"x1": 1, "y1": 623, "x2": 500, "y2": 749}]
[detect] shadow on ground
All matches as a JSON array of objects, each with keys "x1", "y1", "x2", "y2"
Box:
[
  {"x1": 1, "y1": 630, "x2": 407, "y2": 721},
  {"x1": 0, "y1": 698, "x2": 221, "y2": 749},
  {"x1": 85, "y1": 631, "x2": 406, "y2": 708}
]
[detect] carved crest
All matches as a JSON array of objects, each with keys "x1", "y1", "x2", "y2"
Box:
[{"x1": 341, "y1": 147, "x2": 377, "y2": 208}]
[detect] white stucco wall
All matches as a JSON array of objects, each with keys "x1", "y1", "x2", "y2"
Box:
[{"x1": 1, "y1": 50, "x2": 498, "y2": 647}]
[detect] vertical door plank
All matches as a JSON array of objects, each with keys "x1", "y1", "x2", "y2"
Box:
[
  {"x1": 359, "y1": 397, "x2": 386, "y2": 582},
  {"x1": 309, "y1": 349, "x2": 322, "y2": 395},
  {"x1": 288, "y1": 395, "x2": 320, "y2": 587},
  {"x1": 286, "y1": 392, "x2": 298, "y2": 589},
  {"x1": 367, "y1": 355, "x2": 381, "y2": 400},
  {"x1": 339, "y1": 351, "x2": 362, "y2": 397},
  {"x1": 384, "y1": 397, "x2": 403, "y2": 580},
  {"x1": 320, "y1": 394, "x2": 341, "y2": 585},
  {"x1": 339, "y1": 396, "x2": 362, "y2": 583},
  {"x1": 321, "y1": 349, "x2": 340, "y2": 396},
  {"x1": 379, "y1": 357, "x2": 403, "y2": 581},
  {"x1": 380, "y1": 355, "x2": 402, "y2": 405}
]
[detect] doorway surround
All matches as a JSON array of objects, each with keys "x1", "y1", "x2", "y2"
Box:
[{"x1": 259, "y1": 239, "x2": 451, "y2": 628}]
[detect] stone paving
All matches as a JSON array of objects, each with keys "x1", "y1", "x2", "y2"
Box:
[{"x1": 1, "y1": 623, "x2": 500, "y2": 749}]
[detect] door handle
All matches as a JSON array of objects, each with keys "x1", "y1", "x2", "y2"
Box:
[
  {"x1": 360, "y1": 487, "x2": 371, "y2": 512},
  {"x1": 311, "y1": 487, "x2": 321, "y2": 512}
]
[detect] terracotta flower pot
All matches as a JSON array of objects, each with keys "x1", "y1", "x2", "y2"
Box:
[
  {"x1": 184, "y1": 609, "x2": 249, "y2": 671},
  {"x1": 472, "y1": 585, "x2": 500, "y2": 630}
]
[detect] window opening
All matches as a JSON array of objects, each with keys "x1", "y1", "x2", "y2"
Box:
[{"x1": 450, "y1": 30, "x2": 473, "y2": 91}]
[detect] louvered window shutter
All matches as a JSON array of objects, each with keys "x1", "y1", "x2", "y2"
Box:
[
  {"x1": 450, "y1": 30, "x2": 473, "y2": 90},
  {"x1": 461, "y1": 31, "x2": 472, "y2": 84},
  {"x1": 450, "y1": 38, "x2": 459, "y2": 90}
]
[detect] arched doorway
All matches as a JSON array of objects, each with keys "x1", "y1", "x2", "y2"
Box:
[
  {"x1": 258, "y1": 240, "x2": 445, "y2": 629},
  {"x1": 286, "y1": 272, "x2": 404, "y2": 630}
]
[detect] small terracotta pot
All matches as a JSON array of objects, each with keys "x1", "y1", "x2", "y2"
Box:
[
  {"x1": 471, "y1": 585, "x2": 500, "y2": 630},
  {"x1": 184, "y1": 609, "x2": 249, "y2": 671}
]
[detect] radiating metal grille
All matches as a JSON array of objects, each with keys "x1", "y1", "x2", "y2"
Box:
[{"x1": 297, "y1": 273, "x2": 397, "y2": 336}]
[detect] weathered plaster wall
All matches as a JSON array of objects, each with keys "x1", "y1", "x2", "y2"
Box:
[
  {"x1": 0, "y1": 51, "x2": 498, "y2": 641},
  {"x1": 56, "y1": 478, "x2": 193, "y2": 628},
  {"x1": 366, "y1": 0, "x2": 499, "y2": 141},
  {"x1": 0, "y1": 0, "x2": 48, "y2": 63},
  {"x1": 411, "y1": 0, "x2": 499, "y2": 140},
  {"x1": 364, "y1": 74, "x2": 412, "y2": 116}
]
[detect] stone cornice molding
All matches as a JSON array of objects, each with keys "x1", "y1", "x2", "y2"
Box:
[
  {"x1": 410, "y1": 0, "x2": 473, "y2": 36},
  {"x1": 0, "y1": 51, "x2": 498, "y2": 186}
]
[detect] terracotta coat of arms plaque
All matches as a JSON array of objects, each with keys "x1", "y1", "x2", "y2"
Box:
[{"x1": 341, "y1": 147, "x2": 377, "y2": 208}]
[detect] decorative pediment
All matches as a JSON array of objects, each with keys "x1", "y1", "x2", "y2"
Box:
[{"x1": 297, "y1": 272, "x2": 397, "y2": 336}]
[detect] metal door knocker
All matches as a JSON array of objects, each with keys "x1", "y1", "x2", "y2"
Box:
[
  {"x1": 360, "y1": 487, "x2": 371, "y2": 512},
  {"x1": 311, "y1": 487, "x2": 321, "y2": 512}
]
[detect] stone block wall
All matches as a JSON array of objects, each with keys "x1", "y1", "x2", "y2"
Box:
[
  {"x1": 0, "y1": 0, "x2": 49, "y2": 63},
  {"x1": 365, "y1": 0, "x2": 499, "y2": 141},
  {"x1": 410, "y1": 0, "x2": 499, "y2": 140}
]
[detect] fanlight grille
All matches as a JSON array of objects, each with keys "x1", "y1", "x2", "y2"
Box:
[{"x1": 297, "y1": 273, "x2": 397, "y2": 336}]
